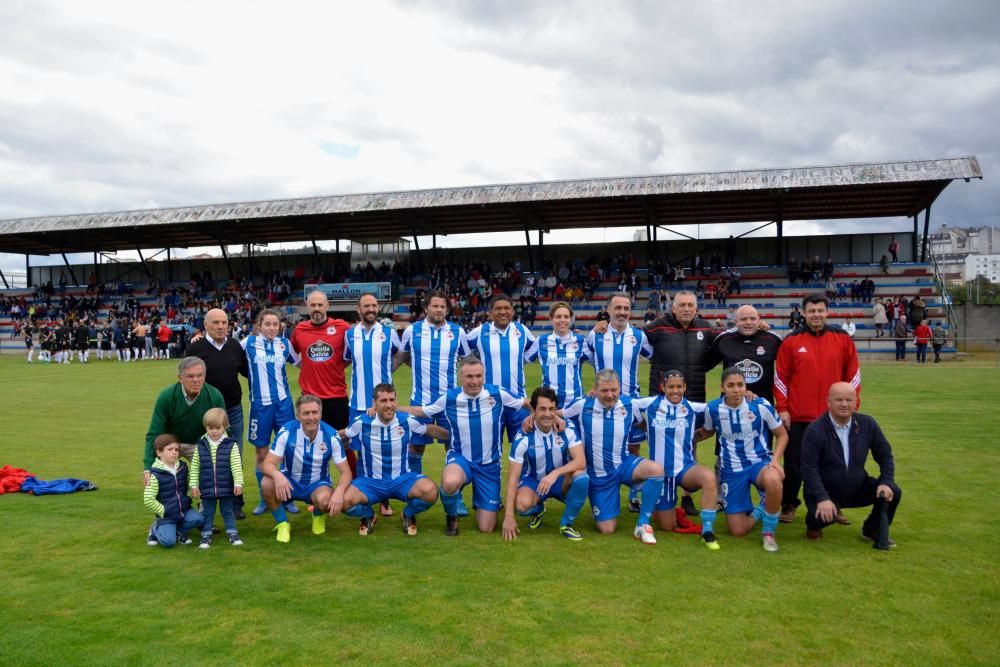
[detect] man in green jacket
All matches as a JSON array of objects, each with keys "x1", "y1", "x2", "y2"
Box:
[{"x1": 143, "y1": 356, "x2": 225, "y2": 486}]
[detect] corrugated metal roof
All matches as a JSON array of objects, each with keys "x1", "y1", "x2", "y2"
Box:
[{"x1": 0, "y1": 156, "x2": 981, "y2": 255}]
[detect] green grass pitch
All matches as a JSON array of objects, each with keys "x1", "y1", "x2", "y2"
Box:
[{"x1": 0, "y1": 354, "x2": 998, "y2": 665}]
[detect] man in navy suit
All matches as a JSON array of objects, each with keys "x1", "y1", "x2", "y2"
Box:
[{"x1": 800, "y1": 382, "x2": 901, "y2": 546}]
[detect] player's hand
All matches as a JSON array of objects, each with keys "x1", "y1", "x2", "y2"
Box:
[
  {"x1": 767, "y1": 460, "x2": 784, "y2": 481},
  {"x1": 745, "y1": 390, "x2": 758, "y2": 401},
  {"x1": 328, "y1": 490, "x2": 345, "y2": 516},
  {"x1": 521, "y1": 414, "x2": 535, "y2": 433},
  {"x1": 143, "y1": 471, "x2": 151, "y2": 487},
  {"x1": 553, "y1": 415, "x2": 566, "y2": 432},
  {"x1": 191, "y1": 487, "x2": 201, "y2": 499},
  {"x1": 502, "y1": 516, "x2": 519, "y2": 540},
  {"x1": 273, "y1": 474, "x2": 292, "y2": 502},
  {"x1": 778, "y1": 410, "x2": 791, "y2": 430},
  {"x1": 366, "y1": 406, "x2": 377, "y2": 417},
  {"x1": 234, "y1": 485, "x2": 243, "y2": 496},
  {"x1": 757, "y1": 320, "x2": 770, "y2": 331},
  {"x1": 538, "y1": 473, "x2": 558, "y2": 496},
  {"x1": 816, "y1": 499, "x2": 838, "y2": 523},
  {"x1": 876, "y1": 484, "x2": 894, "y2": 503},
  {"x1": 594, "y1": 320, "x2": 609, "y2": 334}
]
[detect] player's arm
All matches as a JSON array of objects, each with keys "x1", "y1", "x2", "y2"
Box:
[
  {"x1": 261, "y1": 437, "x2": 291, "y2": 501},
  {"x1": 502, "y1": 458, "x2": 525, "y2": 540},
  {"x1": 773, "y1": 341, "x2": 793, "y2": 428},
  {"x1": 394, "y1": 326, "x2": 412, "y2": 368},
  {"x1": 766, "y1": 405, "x2": 788, "y2": 478},
  {"x1": 424, "y1": 423, "x2": 450, "y2": 440},
  {"x1": 539, "y1": 441, "x2": 586, "y2": 496},
  {"x1": 327, "y1": 455, "x2": 352, "y2": 516}
]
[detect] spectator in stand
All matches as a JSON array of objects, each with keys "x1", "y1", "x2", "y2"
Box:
[
  {"x1": 729, "y1": 268, "x2": 741, "y2": 295},
  {"x1": 888, "y1": 237, "x2": 900, "y2": 263},
  {"x1": 822, "y1": 258, "x2": 834, "y2": 281},
  {"x1": 907, "y1": 296, "x2": 927, "y2": 328},
  {"x1": 872, "y1": 298, "x2": 888, "y2": 337},
  {"x1": 913, "y1": 319, "x2": 932, "y2": 363},
  {"x1": 932, "y1": 321, "x2": 947, "y2": 363},
  {"x1": 880, "y1": 255, "x2": 890, "y2": 275},
  {"x1": 643, "y1": 305, "x2": 657, "y2": 325},
  {"x1": 849, "y1": 280, "x2": 861, "y2": 303},
  {"x1": 788, "y1": 305, "x2": 804, "y2": 330},
  {"x1": 862, "y1": 278, "x2": 876, "y2": 304},
  {"x1": 824, "y1": 278, "x2": 837, "y2": 300},
  {"x1": 841, "y1": 317, "x2": 856, "y2": 338},
  {"x1": 893, "y1": 315, "x2": 908, "y2": 361},
  {"x1": 836, "y1": 281, "x2": 848, "y2": 300},
  {"x1": 787, "y1": 257, "x2": 799, "y2": 285}
]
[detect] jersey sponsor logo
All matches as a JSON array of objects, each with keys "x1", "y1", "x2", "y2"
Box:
[
  {"x1": 735, "y1": 358, "x2": 765, "y2": 383},
  {"x1": 307, "y1": 340, "x2": 334, "y2": 362},
  {"x1": 545, "y1": 357, "x2": 576, "y2": 367},
  {"x1": 652, "y1": 417, "x2": 684, "y2": 429},
  {"x1": 729, "y1": 429, "x2": 761, "y2": 440}
]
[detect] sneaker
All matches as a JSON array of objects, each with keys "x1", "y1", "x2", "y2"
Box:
[
  {"x1": 359, "y1": 515, "x2": 378, "y2": 536},
  {"x1": 401, "y1": 513, "x2": 418, "y2": 536},
  {"x1": 681, "y1": 495, "x2": 698, "y2": 517},
  {"x1": 633, "y1": 523, "x2": 657, "y2": 545},
  {"x1": 147, "y1": 523, "x2": 158, "y2": 546},
  {"x1": 455, "y1": 497, "x2": 469, "y2": 518},
  {"x1": 762, "y1": 532, "x2": 779, "y2": 552},
  {"x1": 445, "y1": 514, "x2": 459, "y2": 537},
  {"x1": 380, "y1": 500, "x2": 394, "y2": 517},
  {"x1": 252, "y1": 501, "x2": 269, "y2": 516},
  {"x1": 234, "y1": 508, "x2": 246, "y2": 520},
  {"x1": 228, "y1": 532, "x2": 243, "y2": 546},
  {"x1": 627, "y1": 498, "x2": 641, "y2": 513},
  {"x1": 285, "y1": 501, "x2": 299, "y2": 514},
  {"x1": 779, "y1": 505, "x2": 796, "y2": 523},
  {"x1": 861, "y1": 529, "x2": 897, "y2": 548},
  {"x1": 176, "y1": 532, "x2": 192, "y2": 546},
  {"x1": 700, "y1": 531, "x2": 721, "y2": 551},
  {"x1": 528, "y1": 506, "x2": 546, "y2": 530},
  {"x1": 559, "y1": 525, "x2": 583, "y2": 541},
  {"x1": 198, "y1": 534, "x2": 211, "y2": 549},
  {"x1": 311, "y1": 515, "x2": 327, "y2": 535},
  {"x1": 274, "y1": 521, "x2": 291, "y2": 543}
]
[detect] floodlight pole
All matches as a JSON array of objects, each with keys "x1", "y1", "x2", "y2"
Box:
[
  {"x1": 0, "y1": 268, "x2": 9, "y2": 289},
  {"x1": 912, "y1": 214, "x2": 919, "y2": 262}
]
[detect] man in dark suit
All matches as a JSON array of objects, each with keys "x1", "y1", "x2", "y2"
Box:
[{"x1": 800, "y1": 382, "x2": 901, "y2": 546}]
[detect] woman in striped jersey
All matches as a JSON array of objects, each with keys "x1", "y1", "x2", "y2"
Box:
[{"x1": 528, "y1": 302, "x2": 592, "y2": 411}]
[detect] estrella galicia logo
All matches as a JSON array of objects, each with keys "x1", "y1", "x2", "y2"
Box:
[
  {"x1": 307, "y1": 340, "x2": 334, "y2": 362},
  {"x1": 735, "y1": 358, "x2": 764, "y2": 383}
]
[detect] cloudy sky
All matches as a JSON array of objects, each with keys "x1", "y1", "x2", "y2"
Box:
[{"x1": 0, "y1": 1, "x2": 996, "y2": 276}]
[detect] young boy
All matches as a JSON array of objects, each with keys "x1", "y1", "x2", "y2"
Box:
[
  {"x1": 190, "y1": 408, "x2": 245, "y2": 548},
  {"x1": 698, "y1": 367, "x2": 788, "y2": 552},
  {"x1": 143, "y1": 434, "x2": 203, "y2": 548},
  {"x1": 632, "y1": 370, "x2": 721, "y2": 550}
]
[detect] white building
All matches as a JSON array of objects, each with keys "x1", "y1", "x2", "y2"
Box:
[{"x1": 964, "y1": 254, "x2": 1000, "y2": 283}]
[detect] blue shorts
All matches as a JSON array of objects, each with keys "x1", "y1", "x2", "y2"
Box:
[
  {"x1": 249, "y1": 400, "x2": 295, "y2": 447},
  {"x1": 503, "y1": 405, "x2": 531, "y2": 444},
  {"x1": 654, "y1": 462, "x2": 697, "y2": 511},
  {"x1": 627, "y1": 422, "x2": 647, "y2": 446},
  {"x1": 444, "y1": 451, "x2": 501, "y2": 512},
  {"x1": 351, "y1": 472, "x2": 425, "y2": 504},
  {"x1": 289, "y1": 478, "x2": 332, "y2": 503},
  {"x1": 588, "y1": 454, "x2": 644, "y2": 521},
  {"x1": 409, "y1": 414, "x2": 451, "y2": 446},
  {"x1": 518, "y1": 474, "x2": 567, "y2": 503},
  {"x1": 721, "y1": 461, "x2": 769, "y2": 515}
]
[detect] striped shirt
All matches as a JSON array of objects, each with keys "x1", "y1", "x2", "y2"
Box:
[
  {"x1": 563, "y1": 396, "x2": 638, "y2": 478},
  {"x1": 703, "y1": 397, "x2": 781, "y2": 474},
  {"x1": 509, "y1": 423, "x2": 582, "y2": 481},
  {"x1": 467, "y1": 321, "x2": 537, "y2": 398},
  {"x1": 633, "y1": 396, "x2": 706, "y2": 477},
  {"x1": 270, "y1": 420, "x2": 346, "y2": 486},
  {"x1": 344, "y1": 413, "x2": 427, "y2": 480},
  {"x1": 586, "y1": 325, "x2": 653, "y2": 397},
  {"x1": 242, "y1": 335, "x2": 298, "y2": 406},
  {"x1": 344, "y1": 322, "x2": 401, "y2": 410},
  {"x1": 400, "y1": 320, "x2": 471, "y2": 405},
  {"x1": 423, "y1": 385, "x2": 523, "y2": 465},
  {"x1": 528, "y1": 332, "x2": 591, "y2": 406}
]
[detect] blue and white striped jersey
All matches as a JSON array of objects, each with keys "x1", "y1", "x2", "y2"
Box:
[
  {"x1": 344, "y1": 323, "x2": 401, "y2": 411},
  {"x1": 270, "y1": 420, "x2": 346, "y2": 486},
  {"x1": 466, "y1": 321, "x2": 536, "y2": 398},
  {"x1": 242, "y1": 335, "x2": 299, "y2": 406},
  {"x1": 423, "y1": 384, "x2": 523, "y2": 466},
  {"x1": 508, "y1": 422, "x2": 582, "y2": 481},
  {"x1": 528, "y1": 332, "x2": 591, "y2": 406},
  {"x1": 633, "y1": 396, "x2": 706, "y2": 477},
  {"x1": 344, "y1": 413, "x2": 427, "y2": 480},
  {"x1": 563, "y1": 396, "x2": 638, "y2": 478},
  {"x1": 585, "y1": 325, "x2": 653, "y2": 397},
  {"x1": 703, "y1": 397, "x2": 781, "y2": 474},
  {"x1": 400, "y1": 320, "x2": 471, "y2": 405}
]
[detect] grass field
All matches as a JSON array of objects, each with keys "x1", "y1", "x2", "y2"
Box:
[{"x1": 1, "y1": 354, "x2": 998, "y2": 666}]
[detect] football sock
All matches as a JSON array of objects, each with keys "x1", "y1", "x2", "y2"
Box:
[
  {"x1": 344, "y1": 504, "x2": 373, "y2": 519},
  {"x1": 762, "y1": 510, "x2": 779, "y2": 535},
  {"x1": 700, "y1": 509, "x2": 717, "y2": 535},
  {"x1": 271, "y1": 505, "x2": 288, "y2": 524},
  {"x1": 562, "y1": 474, "x2": 589, "y2": 526},
  {"x1": 638, "y1": 476, "x2": 664, "y2": 527},
  {"x1": 440, "y1": 489, "x2": 461, "y2": 516},
  {"x1": 518, "y1": 503, "x2": 544, "y2": 517},
  {"x1": 404, "y1": 497, "x2": 434, "y2": 518},
  {"x1": 751, "y1": 498, "x2": 766, "y2": 523}
]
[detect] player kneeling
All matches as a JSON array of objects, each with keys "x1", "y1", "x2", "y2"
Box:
[
  {"x1": 339, "y1": 384, "x2": 444, "y2": 536},
  {"x1": 699, "y1": 368, "x2": 788, "y2": 552},
  {"x1": 502, "y1": 387, "x2": 590, "y2": 541},
  {"x1": 633, "y1": 370, "x2": 721, "y2": 550}
]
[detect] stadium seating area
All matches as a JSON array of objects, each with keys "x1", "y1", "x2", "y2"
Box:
[{"x1": 0, "y1": 260, "x2": 955, "y2": 356}]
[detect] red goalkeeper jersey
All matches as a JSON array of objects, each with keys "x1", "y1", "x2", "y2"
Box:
[{"x1": 290, "y1": 317, "x2": 350, "y2": 399}]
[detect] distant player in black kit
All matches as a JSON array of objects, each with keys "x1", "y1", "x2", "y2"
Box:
[
  {"x1": 99, "y1": 322, "x2": 113, "y2": 360},
  {"x1": 710, "y1": 305, "x2": 781, "y2": 404},
  {"x1": 75, "y1": 321, "x2": 90, "y2": 363},
  {"x1": 24, "y1": 322, "x2": 35, "y2": 363}
]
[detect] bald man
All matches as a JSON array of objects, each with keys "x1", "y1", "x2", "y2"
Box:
[
  {"x1": 800, "y1": 383, "x2": 901, "y2": 546},
  {"x1": 710, "y1": 305, "x2": 782, "y2": 404},
  {"x1": 186, "y1": 308, "x2": 249, "y2": 517}
]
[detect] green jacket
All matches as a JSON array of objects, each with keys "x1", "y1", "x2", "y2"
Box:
[{"x1": 144, "y1": 383, "x2": 225, "y2": 470}]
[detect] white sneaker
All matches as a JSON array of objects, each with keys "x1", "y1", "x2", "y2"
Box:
[
  {"x1": 762, "y1": 532, "x2": 779, "y2": 552},
  {"x1": 634, "y1": 523, "x2": 657, "y2": 545}
]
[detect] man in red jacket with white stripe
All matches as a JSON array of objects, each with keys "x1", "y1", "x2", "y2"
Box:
[{"x1": 774, "y1": 293, "x2": 860, "y2": 523}]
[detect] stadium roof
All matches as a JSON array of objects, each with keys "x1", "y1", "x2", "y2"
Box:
[{"x1": 0, "y1": 156, "x2": 982, "y2": 255}]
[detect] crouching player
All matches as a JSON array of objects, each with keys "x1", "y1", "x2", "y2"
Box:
[
  {"x1": 699, "y1": 367, "x2": 788, "y2": 552},
  {"x1": 502, "y1": 387, "x2": 590, "y2": 541},
  {"x1": 260, "y1": 394, "x2": 352, "y2": 543},
  {"x1": 633, "y1": 370, "x2": 720, "y2": 550},
  {"x1": 562, "y1": 369, "x2": 665, "y2": 544},
  {"x1": 143, "y1": 434, "x2": 203, "y2": 548},
  {"x1": 338, "y1": 383, "x2": 445, "y2": 536}
]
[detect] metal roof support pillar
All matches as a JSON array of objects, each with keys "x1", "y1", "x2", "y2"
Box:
[
  {"x1": 311, "y1": 237, "x2": 321, "y2": 275},
  {"x1": 135, "y1": 247, "x2": 153, "y2": 281},
  {"x1": 522, "y1": 224, "x2": 535, "y2": 273},
  {"x1": 0, "y1": 268, "x2": 9, "y2": 289},
  {"x1": 219, "y1": 244, "x2": 233, "y2": 279},
  {"x1": 93, "y1": 252, "x2": 98, "y2": 286},
  {"x1": 61, "y1": 252, "x2": 80, "y2": 286},
  {"x1": 166, "y1": 248, "x2": 173, "y2": 283},
  {"x1": 776, "y1": 216, "x2": 784, "y2": 265},
  {"x1": 25, "y1": 254, "x2": 30, "y2": 288},
  {"x1": 410, "y1": 229, "x2": 424, "y2": 274},
  {"x1": 432, "y1": 234, "x2": 440, "y2": 266},
  {"x1": 912, "y1": 215, "x2": 919, "y2": 262},
  {"x1": 645, "y1": 224, "x2": 653, "y2": 263},
  {"x1": 921, "y1": 205, "x2": 931, "y2": 263},
  {"x1": 538, "y1": 229, "x2": 544, "y2": 271}
]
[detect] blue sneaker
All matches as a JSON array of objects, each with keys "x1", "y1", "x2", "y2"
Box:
[
  {"x1": 455, "y1": 497, "x2": 469, "y2": 518},
  {"x1": 285, "y1": 501, "x2": 299, "y2": 514},
  {"x1": 252, "y1": 501, "x2": 268, "y2": 516}
]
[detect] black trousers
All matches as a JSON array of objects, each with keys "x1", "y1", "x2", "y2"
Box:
[
  {"x1": 781, "y1": 421, "x2": 810, "y2": 509},
  {"x1": 320, "y1": 397, "x2": 356, "y2": 477},
  {"x1": 805, "y1": 478, "x2": 902, "y2": 533}
]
